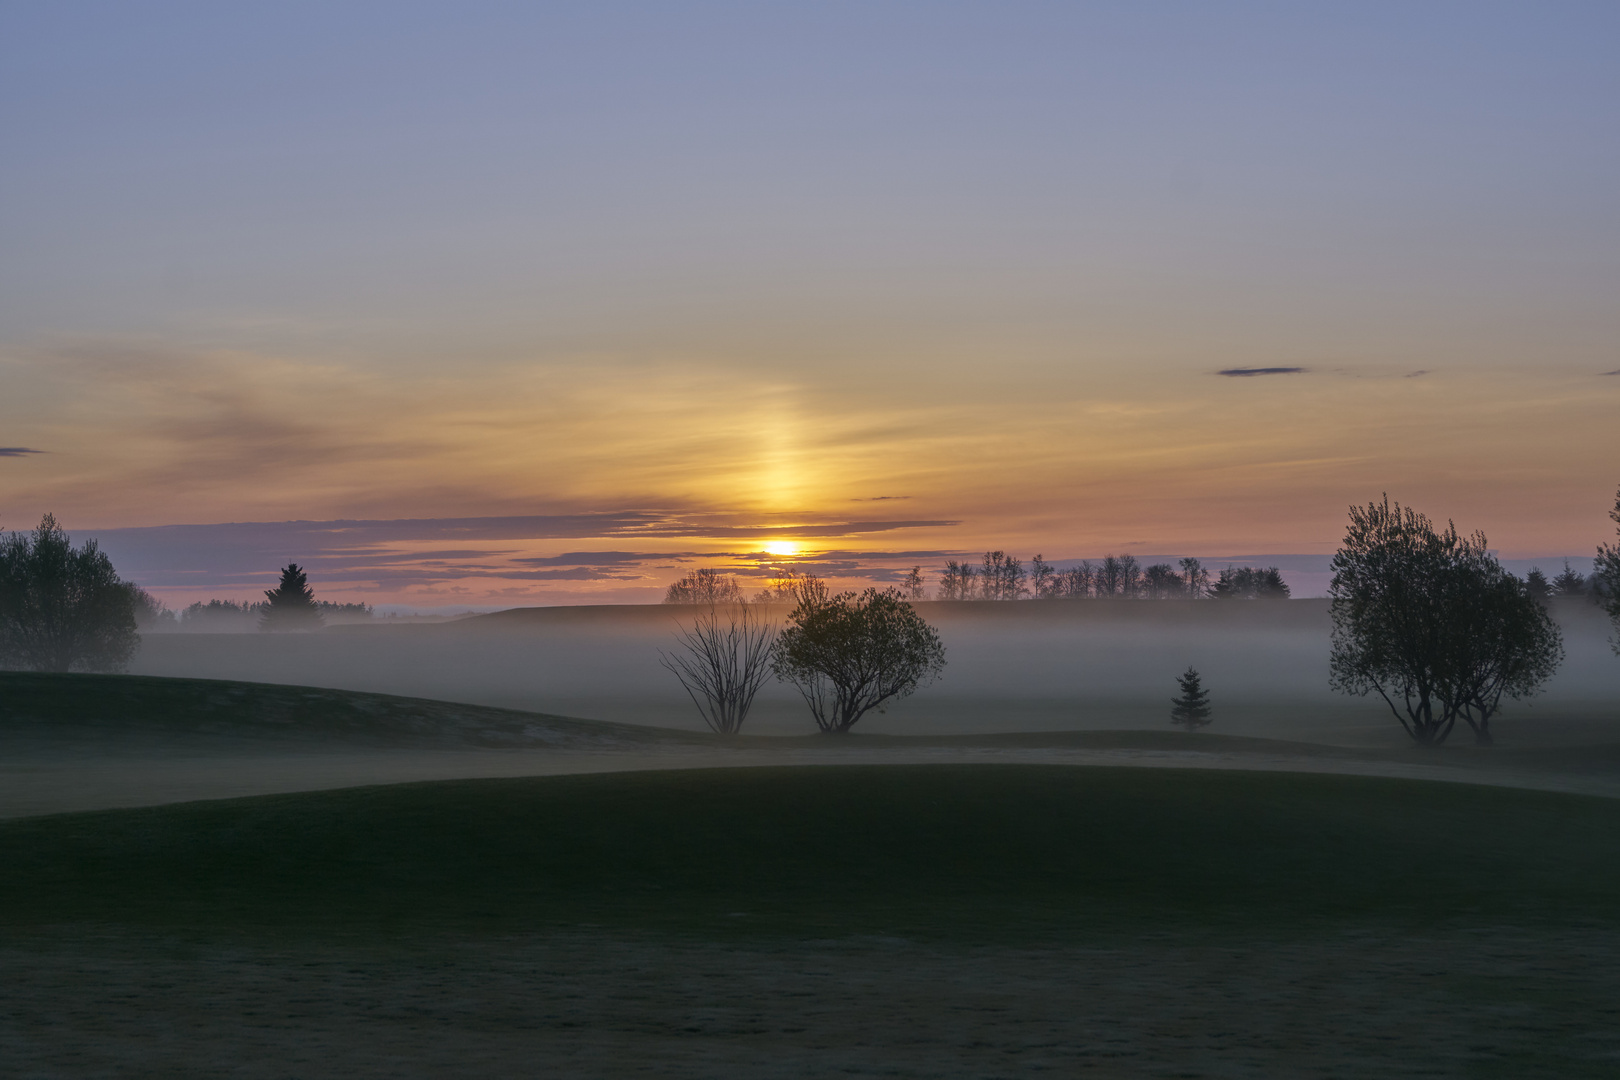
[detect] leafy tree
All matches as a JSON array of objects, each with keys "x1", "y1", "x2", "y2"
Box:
[
  {"x1": 260, "y1": 563, "x2": 323, "y2": 632},
  {"x1": 1551, "y1": 561, "x2": 1588, "y2": 599},
  {"x1": 1523, "y1": 567, "x2": 1551, "y2": 601},
  {"x1": 129, "y1": 586, "x2": 175, "y2": 630},
  {"x1": 0, "y1": 514, "x2": 140, "y2": 672},
  {"x1": 772, "y1": 587, "x2": 945, "y2": 734},
  {"x1": 664, "y1": 568, "x2": 743, "y2": 604},
  {"x1": 1211, "y1": 566, "x2": 1290, "y2": 599},
  {"x1": 1596, "y1": 484, "x2": 1620, "y2": 653},
  {"x1": 660, "y1": 603, "x2": 776, "y2": 735},
  {"x1": 1450, "y1": 569, "x2": 1563, "y2": 745},
  {"x1": 1328, "y1": 496, "x2": 1562, "y2": 747},
  {"x1": 1169, "y1": 667, "x2": 1212, "y2": 730}
]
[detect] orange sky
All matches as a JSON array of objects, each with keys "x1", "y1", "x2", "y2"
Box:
[{"x1": 3, "y1": 5, "x2": 1618, "y2": 606}]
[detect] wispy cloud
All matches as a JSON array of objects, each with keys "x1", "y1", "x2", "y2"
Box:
[
  {"x1": 1215, "y1": 367, "x2": 1306, "y2": 377},
  {"x1": 0, "y1": 447, "x2": 45, "y2": 457},
  {"x1": 1602, "y1": 369, "x2": 1620, "y2": 376}
]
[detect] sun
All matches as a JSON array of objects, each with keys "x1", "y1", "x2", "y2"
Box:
[{"x1": 763, "y1": 540, "x2": 800, "y2": 558}]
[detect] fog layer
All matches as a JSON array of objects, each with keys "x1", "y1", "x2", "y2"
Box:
[{"x1": 130, "y1": 600, "x2": 1620, "y2": 746}]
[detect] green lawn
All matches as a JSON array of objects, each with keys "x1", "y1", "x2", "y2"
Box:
[{"x1": 2, "y1": 764, "x2": 1616, "y2": 941}]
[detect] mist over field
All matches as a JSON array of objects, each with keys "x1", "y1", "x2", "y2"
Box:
[{"x1": 129, "y1": 599, "x2": 1620, "y2": 744}]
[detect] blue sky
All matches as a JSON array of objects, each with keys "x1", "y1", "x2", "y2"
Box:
[{"x1": 3, "y1": 3, "x2": 1618, "y2": 604}]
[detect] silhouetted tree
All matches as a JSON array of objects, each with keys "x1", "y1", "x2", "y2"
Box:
[
  {"x1": 753, "y1": 572, "x2": 802, "y2": 605},
  {"x1": 1451, "y1": 570, "x2": 1563, "y2": 745},
  {"x1": 1596, "y1": 484, "x2": 1620, "y2": 654},
  {"x1": 980, "y1": 551, "x2": 1025, "y2": 600},
  {"x1": 1142, "y1": 563, "x2": 1184, "y2": 599},
  {"x1": 1030, "y1": 554, "x2": 1058, "y2": 598},
  {"x1": 1058, "y1": 563, "x2": 1093, "y2": 598},
  {"x1": 260, "y1": 563, "x2": 323, "y2": 632},
  {"x1": 317, "y1": 600, "x2": 374, "y2": 622},
  {"x1": 1211, "y1": 566, "x2": 1291, "y2": 599},
  {"x1": 0, "y1": 514, "x2": 139, "y2": 672},
  {"x1": 937, "y1": 560, "x2": 977, "y2": 601},
  {"x1": 1551, "y1": 561, "x2": 1588, "y2": 599},
  {"x1": 772, "y1": 587, "x2": 945, "y2": 734},
  {"x1": 1179, "y1": 557, "x2": 1210, "y2": 598},
  {"x1": 1328, "y1": 496, "x2": 1562, "y2": 747},
  {"x1": 129, "y1": 586, "x2": 175, "y2": 630},
  {"x1": 1524, "y1": 567, "x2": 1551, "y2": 601},
  {"x1": 902, "y1": 565, "x2": 926, "y2": 600},
  {"x1": 1095, "y1": 555, "x2": 1124, "y2": 597},
  {"x1": 1169, "y1": 667, "x2": 1212, "y2": 730},
  {"x1": 664, "y1": 568, "x2": 743, "y2": 604},
  {"x1": 660, "y1": 603, "x2": 777, "y2": 735}
]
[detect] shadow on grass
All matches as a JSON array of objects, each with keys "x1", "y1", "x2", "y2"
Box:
[{"x1": 2, "y1": 765, "x2": 1617, "y2": 942}]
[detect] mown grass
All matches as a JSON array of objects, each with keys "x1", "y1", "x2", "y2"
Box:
[{"x1": 1, "y1": 765, "x2": 1616, "y2": 942}]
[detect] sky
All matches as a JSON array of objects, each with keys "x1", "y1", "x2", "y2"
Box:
[{"x1": 3, "y1": 2, "x2": 1618, "y2": 607}]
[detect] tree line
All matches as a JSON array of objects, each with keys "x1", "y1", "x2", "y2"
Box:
[
  {"x1": 667, "y1": 554, "x2": 1289, "y2": 604},
  {"x1": 0, "y1": 520, "x2": 372, "y2": 672}
]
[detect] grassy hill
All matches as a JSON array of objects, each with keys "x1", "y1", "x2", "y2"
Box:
[
  {"x1": 0, "y1": 671, "x2": 705, "y2": 750},
  {"x1": 3, "y1": 764, "x2": 1617, "y2": 941}
]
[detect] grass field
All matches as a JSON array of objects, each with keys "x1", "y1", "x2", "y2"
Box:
[
  {"x1": 4, "y1": 764, "x2": 1617, "y2": 939},
  {"x1": 6, "y1": 676, "x2": 1620, "y2": 1075}
]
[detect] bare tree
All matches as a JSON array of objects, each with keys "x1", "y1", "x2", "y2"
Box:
[
  {"x1": 1179, "y1": 557, "x2": 1210, "y2": 598},
  {"x1": 664, "y1": 568, "x2": 743, "y2": 604},
  {"x1": 1030, "y1": 555, "x2": 1058, "y2": 598},
  {"x1": 902, "y1": 565, "x2": 926, "y2": 600},
  {"x1": 980, "y1": 551, "x2": 1026, "y2": 600},
  {"x1": 937, "y1": 560, "x2": 977, "y2": 601},
  {"x1": 1059, "y1": 562, "x2": 1093, "y2": 598},
  {"x1": 660, "y1": 604, "x2": 777, "y2": 735}
]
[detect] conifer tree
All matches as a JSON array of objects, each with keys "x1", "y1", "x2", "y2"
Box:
[
  {"x1": 1170, "y1": 666, "x2": 1212, "y2": 730},
  {"x1": 260, "y1": 563, "x2": 323, "y2": 631}
]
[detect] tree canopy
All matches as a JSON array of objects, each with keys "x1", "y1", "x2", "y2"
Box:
[
  {"x1": 772, "y1": 587, "x2": 945, "y2": 734},
  {"x1": 1328, "y1": 496, "x2": 1562, "y2": 746},
  {"x1": 0, "y1": 514, "x2": 139, "y2": 672}
]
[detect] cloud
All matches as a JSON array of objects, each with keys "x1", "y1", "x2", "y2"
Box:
[
  {"x1": 0, "y1": 447, "x2": 45, "y2": 457},
  {"x1": 1602, "y1": 369, "x2": 1620, "y2": 376},
  {"x1": 1215, "y1": 367, "x2": 1306, "y2": 377},
  {"x1": 1404, "y1": 370, "x2": 1429, "y2": 378},
  {"x1": 513, "y1": 550, "x2": 667, "y2": 567}
]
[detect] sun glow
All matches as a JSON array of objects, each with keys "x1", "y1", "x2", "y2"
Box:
[{"x1": 763, "y1": 540, "x2": 801, "y2": 557}]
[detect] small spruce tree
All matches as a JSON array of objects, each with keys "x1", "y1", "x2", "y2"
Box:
[
  {"x1": 1170, "y1": 666, "x2": 1212, "y2": 730},
  {"x1": 260, "y1": 563, "x2": 323, "y2": 632}
]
